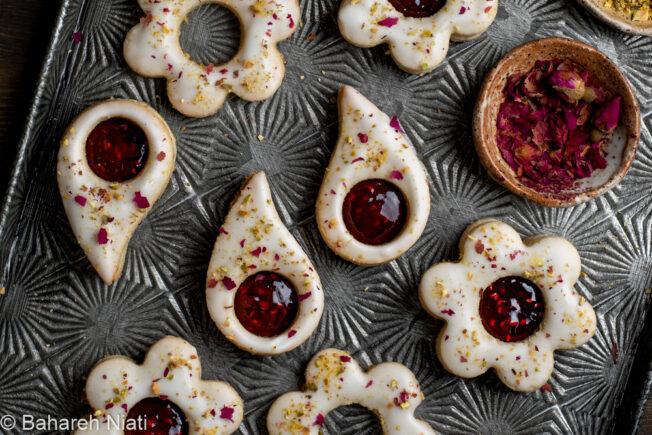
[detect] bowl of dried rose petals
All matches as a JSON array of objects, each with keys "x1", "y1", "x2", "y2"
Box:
[{"x1": 473, "y1": 37, "x2": 640, "y2": 207}]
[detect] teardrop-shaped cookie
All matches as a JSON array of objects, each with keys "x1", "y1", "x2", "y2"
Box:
[
  {"x1": 316, "y1": 86, "x2": 430, "y2": 265},
  {"x1": 57, "y1": 99, "x2": 176, "y2": 285},
  {"x1": 206, "y1": 172, "x2": 324, "y2": 355}
]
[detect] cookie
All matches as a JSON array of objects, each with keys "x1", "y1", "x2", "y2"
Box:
[
  {"x1": 73, "y1": 336, "x2": 243, "y2": 434},
  {"x1": 206, "y1": 172, "x2": 324, "y2": 355},
  {"x1": 316, "y1": 86, "x2": 430, "y2": 265},
  {"x1": 338, "y1": 0, "x2": 497, "y2": 74},
  {"x1": 419, "y1": 218, "x2": 597, "y2": 392},
  {"x1": 123, "y1": 0, "x2": 300, "y2": 117},
  {"x1": 57, "y1": 99, "x2": 176, "y2": 285},
  {"x1": 267, "y1": 348, "x2": 435, "y2": 434}
]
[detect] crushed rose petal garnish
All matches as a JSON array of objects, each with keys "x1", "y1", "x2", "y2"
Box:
[{"x1": 496, "y1": 59, "x2": 621, "y2": 192}]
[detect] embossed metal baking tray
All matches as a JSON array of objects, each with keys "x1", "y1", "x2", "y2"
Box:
[{"x1": 1, "y1": 0, "x2": 651, "y2": 433}]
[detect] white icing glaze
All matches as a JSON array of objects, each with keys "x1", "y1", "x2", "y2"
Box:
[
  {"x1": 419, "y1": 218, "x2": 597, "y2": 392},
  {"x1": 206, "y1": 172, "x2": 324, "y2": 355},
  {"x1": 57, "y1": 99, "x2": 176, "y2": 285},
  {"x1": 316, "y1": 86, "x2": 430, "y2": 265},
  {"x1": 73, "y1": 336, "x2": 243, "y2": 434},
  {"x1": 267, "y1": 348, "x2": 435, "y2": 434},
  {"x1": 123, "y1": 0, "x2": 300, "y2": 118},
  {"x1": 338, "y1": 0, "x2": 497, "y2": 74}
]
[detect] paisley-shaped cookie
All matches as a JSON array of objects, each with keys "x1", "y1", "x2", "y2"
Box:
[
  {"x1": 267, "y1": 348, "x2": 435, "y2": 434},
  {"x1": 316, "y1": 86, "x2": 430, "y2": 265},
  {"x1": 419, "y1": 218, "x2": 597, "y2": 392},
  {"x1": 206, "y1": 172, "x2": 324, "y2": 355},
  {"x1": 74, "y1": 336, "x2": 242, "y2": 434},
  {"x1": 57, "y1": 99, "x2": 175, "y2": 285}
]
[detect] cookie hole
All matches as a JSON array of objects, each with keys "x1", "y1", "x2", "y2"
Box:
[
  {"x1": 234, "y1": 271, "x2": 299, "y2": 337},
  {"x1": 322, "y1": 405, "x2": 383, "y2": 434},
  {"x1": 86, "y1": 118, "x2": 149, "y2": 182},
  {"x1": 125, "y1": 397, "x2": 188, "y2": 435},
  {"x1": 342, "y1": 179, "x2": 408, "y2": 246},
  {"x1": 179, "y1": 4, "x2": 240, "y2": 67}
]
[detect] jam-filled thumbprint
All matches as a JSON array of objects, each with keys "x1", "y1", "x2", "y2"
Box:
[
  {"x1": 234, "y1": 272, "x2": 299, "y2": 337},
  {"x1": 86, "y1": 117, "x2": 149, "y2": 182},
  {"x1": 125, "y1": 397, "x2": 188, "y2": 435},
  {"x1": 479, "y1": 276, "x2": 545, "y2": 342},
  {"x1": 388, "y1": 0, "x2": 446, "y2": 18},
  {"x1": 342, "y1": 179, "x2": 408, "y2": 245}
]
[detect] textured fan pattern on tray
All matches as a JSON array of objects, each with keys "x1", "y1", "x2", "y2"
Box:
[{"x1": 0, "y1": 0, "x2": 652, "y2": 433}]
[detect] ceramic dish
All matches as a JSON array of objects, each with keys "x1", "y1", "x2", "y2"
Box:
[
  {"x1": 576, "y1": 0, "x2": 652, "y2": 36},
  {"x1": 473, "y1": 37, "x2": 641, "y2": 208}
]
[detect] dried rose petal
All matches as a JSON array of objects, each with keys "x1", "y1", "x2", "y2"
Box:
[
  {"x1": 297, "y1": 291, "x2": 312, "y2": 302},
  {"x1": 74, "y1": 195, "x2": 87, "y2": 206},
  {"x1": 97, "y1": 228, "x2": 108, "y2": 245},
  {"x1": 378, "y1": 17, "x2": 399, "y2": 27},
  {"x1": 73, "y1": 32, "x2": 82, "y2": 44},
  {"x1": 220, "y1": 406, "x2": 234, "y2": 422},
  {"x1": 593, "y1": 96, "x2": 621, "y2": 133},
  {"x1": 549, "y1": 70, "x2": 585, "y2": 102},
  {"x1": 390, "y1": 170, "x2": 404, "y2": 180},
  {"x1": 390, "y1": 115, "x2": 404, "y2": 133},
  {"x1": 133, "y1": 191, "x2": 150, "y2": 209},
  {"x1": 222, "y1": 276, "x2": 236, "y2": 290},
  {"x1": 313, "y1": 414, "x2": 324, "y2": 427}
]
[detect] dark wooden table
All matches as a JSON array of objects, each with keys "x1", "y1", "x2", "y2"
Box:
[{"x1": 0, "y1": 0, "x2": 651, "y2": 433}]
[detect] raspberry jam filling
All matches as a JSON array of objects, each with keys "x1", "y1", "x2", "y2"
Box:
[
  {"x1": 234, "y1": 272, "x2": 298, "y2": 337},
  {"x1": 479, "y1": 276, "x2": 545, "y2": 342},
  {"x1": 342, "y1": 179, "x2": 407, "y2": 245},
  {"x1": 86, "y1": 117, "x2": 149, "y2": 182},
  {"x1": 125, "y1": 397, "x2": 188, "y2": 435},
  {"x1": 388, "y1": 0, "x2": 446, "y2": 18}
]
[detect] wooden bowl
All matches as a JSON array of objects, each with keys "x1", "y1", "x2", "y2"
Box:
[
  {"x1": 473, "y1": 37, "x2": 641, "y2": 207},
  {"x1": 576, "y1": 0, "x2": 652, "y2": 36}
]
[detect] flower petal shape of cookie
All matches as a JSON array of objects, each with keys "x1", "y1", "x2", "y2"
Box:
[
  {"x1": 73, "y1": 336, "x2": 243, "y2": 434},
  {"x1": 57, "y1": 99, "x2": 176, "y2": 285},
  {"x1": 316, "y1": 86, "x2": 430, "y2": 265},
  {"x1": 123, "y1": 0, "x2": 300, "y2": 118},
  {"x1": 419, "y1": 218, "x2": 597, "y2": 392},
  {"x1": 267, "y1": 348, "x2": 435, "y2": 434},
  {"x1": 206, "y1": 172, "x2": 324, "y2": 355},
  {"x1": 338, "y1": 0, "x2": 497, "y2": 74}
]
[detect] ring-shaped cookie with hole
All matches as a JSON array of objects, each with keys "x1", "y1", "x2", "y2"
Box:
[
  {"x1": 419, "y1": 218, "x2": 597, "y2": 392},
  {"x1": 206, "y1": 172, "x2": 324, "y2": 355},
  {"x1": 316, "y1": 86, "x2": 430, "y2": 265},
  {"x1": 124, "y1": 0, "x2": 300, "y2": 118},
  {"x1": 267, "y1": 348, "x2": 435, "y2": 434},
  {"x1": 338, "y1": 0, "x2": 497, "y2": 74},
  {"x1": 57, "y1": 99, "x2": 176, "y2": 285},
  {"x1": 73, "y1": 336, "x2": 243, "y2": 434}
]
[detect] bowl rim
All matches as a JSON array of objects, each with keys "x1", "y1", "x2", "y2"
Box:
[
  {"x1": 575, "y1": 0, "x2": 652, "y2": 36},
  {"x1": 472, "y1": 36, "x2": 641, "y2": 208}
]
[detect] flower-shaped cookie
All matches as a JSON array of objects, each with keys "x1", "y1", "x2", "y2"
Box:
[
  {"x1": 419, "y1": 218, "x2": 596, "y2": 392},
  {"x1": 74, "y1": 336, "x2": 243, "y2": 434},
  {"x1": 267, "y1": 348, "x2": 435, "y2": 434},
  {"x1": 58, "y1": 99, "x2": 176, "y2": 285},
  {"x1": 206, "y1": 172, "x2": 324, "y2": 355},
  {"x1": 124, "y1": 0, "x2": 300, "y2": 117},
  {"x1": 338, "y1": 0, "x2": 497, "y2": 74},
  {"x1": 316, "y1": 86, "x2": 430, "y2": 265}
]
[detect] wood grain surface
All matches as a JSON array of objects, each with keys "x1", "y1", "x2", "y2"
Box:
[{"x1": 0, "y1": 0, "x2": 650, "y2": 433}]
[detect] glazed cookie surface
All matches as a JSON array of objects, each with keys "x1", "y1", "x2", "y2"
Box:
[
  {"x1": 57, "y1": 99, "x2": 176, "y2": 285},
  {"x1": 316, "y1": 86, "x2": 430, "y2": 265},
  {"x1": 338, "y1": 0, "x2": 497, "y2": 74},
  {"x1": 419, "y1": 218, "x2": 597, "y2": 392},
  {"x1": 124, "y1": 0, "x2": 299, "y2": 117},
  {"x1": 267, "y1": 348, "x2": 435, "y2": 434},
  {"x1": 74, "y1": 336, "x2": 243, "y2": 434},
  {"x1": 206, "y1": 172, "x2": 324, "y2": 355}
]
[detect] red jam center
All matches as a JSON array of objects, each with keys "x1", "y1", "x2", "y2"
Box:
[
  {"x1": 388, "y1": 0, "x2": 446, "y2": 18},
  {"x1": 234, "y1": 272, "x2": 298, "y2": 337},
  {"x1": 86, "y1": 117, "x2": 149, "y2": 182},
  {"x1": 479, "y1": 276, "x2": 545, "y2": 342},
  {"x1": 342, "y1": 179, "x2": 407, "y2": 245},
  {"x1": 125, "y1": 398, "x2": 188, "y2": 435}
]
